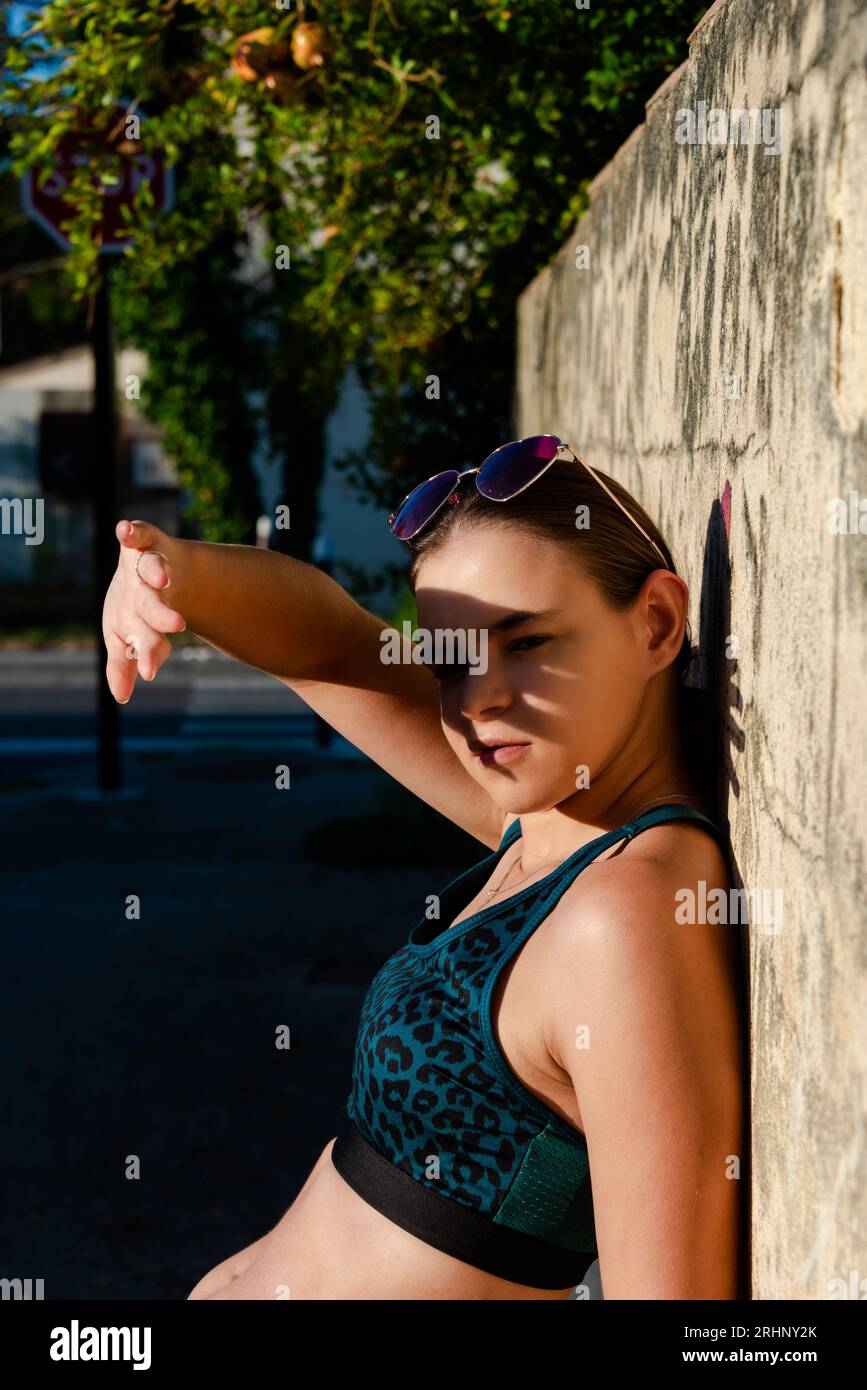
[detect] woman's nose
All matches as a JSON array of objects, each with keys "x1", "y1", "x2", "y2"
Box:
[{"x1": 457, "y1": 666, "x2": 512, "y2": 720}]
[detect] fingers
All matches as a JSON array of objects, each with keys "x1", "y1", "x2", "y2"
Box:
[
  {"x1": 117, "y1": 628, "x2": 172, "y2": 684},
  {"x1": 133, "y1": 630, "x2": 173, "y2": 682},
  {"x1": 116, "y1": 518, "x2": 160, "y2": 552},
  {"x1": 118, "y1": 523, "x2": 185, "y2": 630},
  {"x1": 105, "y1": 625, "x2": 173, "y2": 701},
  {"x1": 104, "y1": 520, "x2": 182, "y2": 702},
  {"x1": 137, "y1": 587, "x2": 187, "y2": 634},
  {"x1": 134, "y1": 548, "x2": 171, "y2": 590},
  {"x1": 105, "y1": 629, "x2": 138, "y2": 704}
]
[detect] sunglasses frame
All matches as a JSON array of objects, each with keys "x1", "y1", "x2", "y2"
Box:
[{"x1": 386, "y1": 435, "x2": 669, "y2": 568}]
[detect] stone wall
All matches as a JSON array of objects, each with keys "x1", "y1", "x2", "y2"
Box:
[{"x1": 515, "y1": 0, "x2": 867, "y2": 1300}]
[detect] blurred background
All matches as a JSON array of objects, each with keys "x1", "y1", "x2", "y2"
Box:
[{"x1": 0, "y1": 0, "x2": 708, "y2": 1298}]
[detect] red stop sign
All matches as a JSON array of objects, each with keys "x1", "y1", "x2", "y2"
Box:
[{"x1": 21, "y1": 104, "x2": 174, "y2": 254}]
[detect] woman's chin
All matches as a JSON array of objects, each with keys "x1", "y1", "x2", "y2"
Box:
[
  {"x1": 462, "y1": 747, "x2": 579, "y2": 813},
  {"x1": 487, "y1": 782, "x2": 575, "y2": 817}
]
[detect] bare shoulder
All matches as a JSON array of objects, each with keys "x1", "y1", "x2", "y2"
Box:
[
  {"x1": 548, "y1": 819, "x2": 729, "y2": 950},
  {"x1": 539, "y1": 820, "x2": 740, "y2": 1068}
]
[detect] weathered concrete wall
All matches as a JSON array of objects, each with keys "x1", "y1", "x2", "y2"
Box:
[{"x1": 516, "y1": 0, "x2": 867, "y2": 1300}]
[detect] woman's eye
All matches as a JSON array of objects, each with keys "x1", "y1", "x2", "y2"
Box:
[
  {"x1": 432, "y1": 635, "x2": 550, "y2": 680},
  {"x1": 507, "y1": 634, "x2": 550, "y2": 654}
]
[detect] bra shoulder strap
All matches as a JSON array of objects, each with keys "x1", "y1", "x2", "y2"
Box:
[
  {"x1": 554, "y1": 803, "x2": 727, "y2": 883},
  {"x1": 495, "y1": 805, "x2": 726, "y2": 894},
  {"x1": 541, "y1": 804, "x2": 728, "y2": 909},
  {"x1": 621, "y1": 803, "x2": 727, "y2": 848},
  {"x1": 521, "y1": 804, "x2": 729, "y2": 935}
]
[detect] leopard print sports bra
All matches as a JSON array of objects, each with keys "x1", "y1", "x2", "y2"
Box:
[{"x1": 330, "y1": 803, "x2": 726, "y2": 1290}]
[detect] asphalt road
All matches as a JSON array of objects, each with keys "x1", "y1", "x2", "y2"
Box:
[{"x1": 0, "y1": 650, "x2": 469, "y2": 1299}]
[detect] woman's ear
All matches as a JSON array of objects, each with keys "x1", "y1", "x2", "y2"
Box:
[{"x1": 640, "y1": 570, "x2": 689, "y2": 674}]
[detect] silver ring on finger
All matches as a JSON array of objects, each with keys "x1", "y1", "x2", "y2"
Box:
[{"x1": 134, "y1": 549, "x2": 171, "y2": 585}]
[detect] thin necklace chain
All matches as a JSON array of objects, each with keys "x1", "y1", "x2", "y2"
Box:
[
  {"x1": 483, "y1": 791, "x2": 704, "y2": 903},
  {"x1": 484, "y1": 850, "x2": 571, "y2": 901}
]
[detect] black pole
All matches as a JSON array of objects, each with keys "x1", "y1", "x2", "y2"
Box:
[{"x1": 93, "y1": 254, "x2": 121, "y2": 792}]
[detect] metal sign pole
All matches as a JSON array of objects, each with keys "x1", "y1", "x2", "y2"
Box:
[{"x1": 21, "y1": 102, "x2": 173, "y2": 797}]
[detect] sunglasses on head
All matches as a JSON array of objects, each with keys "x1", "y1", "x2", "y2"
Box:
[{"x1": 386, "y1": 433, "x2": 669, "y2": 568}]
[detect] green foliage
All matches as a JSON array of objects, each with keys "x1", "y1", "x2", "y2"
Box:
[
  {"x1": 2, "y1": 0, "x2": 707, "y2": 558},
  {"x1": 385, "y1": 582, "x2": 419, "y2": 633},
  {"x1": 111, "y1": 143, "x2": 263, "y2": 541}
]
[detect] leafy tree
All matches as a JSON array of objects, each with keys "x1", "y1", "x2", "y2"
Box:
[{"x1": 2, "y1": 0, "x2": 707, "y2": 570}]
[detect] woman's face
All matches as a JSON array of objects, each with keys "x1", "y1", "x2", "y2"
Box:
[{"x1": 413, "y1": 525, "x2": 663, "y2": 815}]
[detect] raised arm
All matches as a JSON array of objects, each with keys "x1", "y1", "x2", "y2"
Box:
[{"x1": 102, "y1": 520, "x2": 505, "y2": 849}]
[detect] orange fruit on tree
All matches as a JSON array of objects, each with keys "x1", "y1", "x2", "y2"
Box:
[
  {"x1": 231, "y1": 27, "x2": 292, "y2": 84},
  {"x1": 290, "y1": 22, "x2": 335, "y2": 70}
]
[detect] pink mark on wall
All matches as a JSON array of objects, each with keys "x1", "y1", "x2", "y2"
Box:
[{"x1": 721, "y1": 479, "x2": 732, "y2": 543}]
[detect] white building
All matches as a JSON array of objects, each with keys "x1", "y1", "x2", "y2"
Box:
[{"x1": 0, "y1": 344, "x2": 403, "y2": 615}]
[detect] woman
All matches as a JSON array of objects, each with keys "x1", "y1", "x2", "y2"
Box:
[{"x1": 102, "y1": 434, "x2": 746, "y2": 1301}]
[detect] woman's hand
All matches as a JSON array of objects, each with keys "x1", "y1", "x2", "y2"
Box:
[{"x1": 102, "y1": 519, "x2": 187, "y2": 704}]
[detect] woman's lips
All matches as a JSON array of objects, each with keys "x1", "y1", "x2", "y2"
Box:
[{"x1": 474, "y1": 743, "x2": 530, "y2": 767}]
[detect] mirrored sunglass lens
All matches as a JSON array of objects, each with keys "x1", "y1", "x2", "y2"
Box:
[
  {"x1": 391, "y1": 472, "x2": 460, "y2": 538},
  {"x1": 476, "y1": 435, "x2": 561, "y2": 500}
]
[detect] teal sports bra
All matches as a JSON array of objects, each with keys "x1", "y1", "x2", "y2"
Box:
[{"x1": 330, "y1": 803, "x2": 726, "y2": 1289}]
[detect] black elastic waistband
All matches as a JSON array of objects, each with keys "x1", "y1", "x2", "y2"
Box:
[{"x1": 329, "y1": 1114, "x2": 596, "y2": 1291}]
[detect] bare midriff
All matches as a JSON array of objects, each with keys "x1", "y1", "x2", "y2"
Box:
[
  {"x1": 188, "y1": 841, "x2": 594, "y2": 1301},
  {"x1": 187, "y1": 1136, "x2": 576, "y2": 1301}
]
